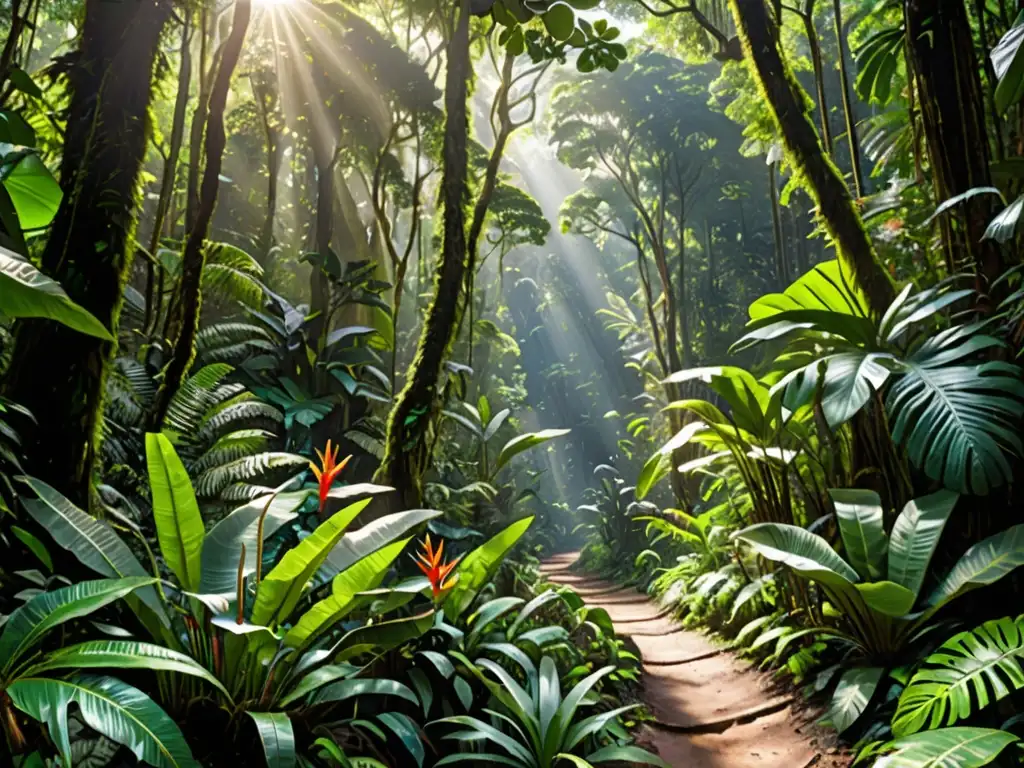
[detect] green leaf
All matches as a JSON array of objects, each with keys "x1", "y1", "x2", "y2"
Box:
[
  {"x1": 251, "y1": 498, "x2": 371, "y2": 628},
  {"x1": 11, "y1": 525, "x2": 51, "y2": 571},
  {"x1": 821, "y1": 666, "x2": 884, "y2": 733},
  {"x1": 887, "y1": 490, "x2": 958, "y2": 598},
  {"x1": 19, "y1": 477, "x2": 167, "y2": 626},
  {"x1": 0, "y1": 245, "x2": 113, "y2": 340},
  {"x1": 8, "y1": 674, "x2": 197, "y2": 768},
  {"x1": 830, "y1": 489, "x2": 888, "y2": 581},
  {"x1": 869, "y1": 727, "x2": 1017, "y2": 767},
  {"x1": 308, "y1": 678, "x2": 418, "y2": 708},
  {"x1": 276, "y1": 663, "x2": 360, "y2": 708},
  {"x1": 541, "y1": 2, "x2": 575, "y2": 41},
  {"x1": 7, "y1": 67, "x2": 42, "y2": 99},
  {"x1": 2, "y1": 151, "x2": 61, "y2": 229},
  {"x1": 199, "y1": 490, "x2": 311, "y2": 595},
  {"x1": 25, "y1": 640, "x2": 230, "y2": 701},
  {"x1": 927, "y1": 524, "x2": 1024, "y2": 610},
  {"x1": 284, "y1": 537, "x2": 412, "y2": 653},
  {"x1": 747, "y1": 259, "x2": 868, "y2": 321},
  {"x1": 983, "y1": 194, "x2": 1024, "y2": 243},
  {"x1": 247, "y1": 712, "x2": 296, "y2": 768},
  {"x1": 994, "y1": 19, "x2": 1024, "y2": 114},
  {"x1": 318, "y1": 508, "x2": 441, "y2": 582},
  {"x1": 146, "y1": 433, "x2": 205, "y2": 592},
  {"x1": 328, "y1": 611, "x2": 434, "y2": 662},
  {"x1": 583, "y1": 744, "x2": 670, "y2": 767},
  {"x1": 494, "y1": 429, "x2": 570, "y2": 474},
  {"x1": 816, "y1": 352, "x2": 894, "y2": 428},
  {"x1": 0, "y1": 577, "x2": 155, "y2": 674},
  {"x1": 444, "y1": 516, "x2": 534, "y2": 620},
  {"x1": 733, "y1": 523, "x2": 860, "y2": 592},
  {"x1": 376, "y1": 712, "x2": 424, "y2": 767},
  {"x1": 855, "y1": 581, "x2": 916, "y2": 617}
]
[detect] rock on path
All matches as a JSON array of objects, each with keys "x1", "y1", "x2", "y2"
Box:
[{"x1": 539, "y1": 552, "x2": 835, "y2": 768}]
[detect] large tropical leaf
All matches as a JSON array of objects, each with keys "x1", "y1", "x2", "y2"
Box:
[
  {"x1": 893, "y1": 616, "x2": 1024, "y2": 736},
  {"x1": 250, "y1": 498, "x2": 371, "y2": 628},
  {"x1": 733, "y1": 523, "x2": 860, "y2": 593},
  {"x1": 926, "y1": 524, "x2": 1024, "y2": 610},
  {"x1": 317, "y1": 507, "x2": 440, "y2": 582},
  {"x1": 0, "y1": 577, "x2": 155, "y2": 673},
  {"x1": 0, "y1": 244, "x2": 112, "y2": 340},
  {"x1": 887, "y1": 339, "x2": 1024, "y2": 495},
  {"x1": 444, "y1": 516, "x2": 534, "y2": 620},
  {"x1": 493, "y1": 429, "x2": 570, "y2": 474},
  {"x1": 830, "y1": 489, "x2": 888, "y2": 581},
  {"x1": 747, "y1": 260, "x2": 868, "y2": 320},
  {"x1": 328, "y1": 611, "x2": 434, "y2": 662},
  {"x1": 25, "y1": 640, "x2": 230, "y2": 700},
  {"x1": 805, "y1": 351, "x2": 895, "y2": 428},
  {"x1": 19, "y1": 477, "x2": 168, "y2": 626},
  {"x1": 199, "y1": 490, "x2": 312, "y2": 595},
  {"x1": 821, "y1": 666, "x2": 884, "y2": 733},
  {"x1": 887, "y1": 490, "x2": 958, "y2": 598},
  {"x1": 870, "y1": 727, "x2": 1017, "y2": 768},
  {"x1": 8, "y1": 674, "x2": 197, "y2": 768},
  {"x1": 283, "y1": 537, "x2": 412, "y2": 652},
  {"x1": 146, "y1": 433, "x2": 205, "y2": 591},
  {"x1": 247, "y1": 711, "x2": 296, "y2": 768},
  {"x1": 582, "y1": 744, "x2": 670, "y2": 767}
]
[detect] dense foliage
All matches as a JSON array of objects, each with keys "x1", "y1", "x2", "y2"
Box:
[{"x1": 5, "y1": 0, "x2": 1024, "y2": 765}]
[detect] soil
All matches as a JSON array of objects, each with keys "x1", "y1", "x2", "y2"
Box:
[{"x1": 540, "y1": 554, "x2": 853, "y2": 768}]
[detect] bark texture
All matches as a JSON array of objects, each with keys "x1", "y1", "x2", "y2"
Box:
[
  {"x1": 2, "y1": 0, "x2": 170, "y2": 505},
  {"x1": 375, "y1": 0, "x2": 472, "y2": 508},
  {"x1": 728, "y1": 0, "x2": 894, "y2": 316},
  {"x1": 905, "y1": 0, "x2": 1002, "y2": 283}
]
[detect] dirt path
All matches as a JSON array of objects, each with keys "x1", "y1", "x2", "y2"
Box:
[{"x1": 540, "y1": 553, "x2": 842, "y2": 768}]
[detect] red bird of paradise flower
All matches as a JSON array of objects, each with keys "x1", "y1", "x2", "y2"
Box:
[
  {"x1": 310, "y1": 440, "x2": 351, "y2": 514},
  {"x1": 414, "y1": 535, "x2": 462, "y2": 598}
]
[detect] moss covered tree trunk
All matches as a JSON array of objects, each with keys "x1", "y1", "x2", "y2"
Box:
[
  {"x1": 1, "y1": 0, "x2": 170, "y2": 506},
  {"x1": 728, "y1": 0, "x2": 894, "y2": 316},
  {"x1": 150, "y1": 0, "x2": 251, "y2": 429},
  {"x1": 375, "y1": 0, "x2": 472, "y2": 508},
  {"x1": 905, "y1": 0, "x2": 1002, "y2": 284}
]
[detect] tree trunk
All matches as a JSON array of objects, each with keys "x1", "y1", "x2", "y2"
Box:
[
  {"x1": 1, "y1": 0, "x2": 170, "y2": 505},
  {"x1": 728, "y1": 0, "x2": 894, "y2": 316},
  {"x1": 149, "y1": 0, "x2": 251, "y2": 429},
  {"x1": 832, "y1": 0, "x2": 865, "y2": 196},
  {"x1": 375, "y1": 0, "x2": 472, "y2": 508},
  {"x1": 146, "y1": 15, "x2": 192, "y2": 335},
  {"x1": 905, "y1": 0, "x2": 1003, "y2": 285}
]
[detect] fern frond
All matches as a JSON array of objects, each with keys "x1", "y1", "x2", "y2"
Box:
[
  {"x1": 194, "y1": 451, "x2": 307, "y2": 498},
  {"x1": 163, "y1": 363, "x2": 234, "y2": 435}
]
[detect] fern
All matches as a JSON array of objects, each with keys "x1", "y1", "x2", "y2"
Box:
[
  {"x1": 197, "y1": 322, "x2": 276, "y2": 365},
  {"x1": 194, "y1": 451, "x2": 307, "y2": 497},
  {"x1": 893, "y1": 615, "x2": 1024, "y2": 737}
]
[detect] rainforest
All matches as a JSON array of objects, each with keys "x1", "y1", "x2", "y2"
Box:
[{"x1": 2, "y1": 0, "x2": 1024, "y2": 766}]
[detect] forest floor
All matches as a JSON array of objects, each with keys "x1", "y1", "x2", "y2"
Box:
[{"x1": 539, "y1": 553, "x2": 851, "y2": 768}]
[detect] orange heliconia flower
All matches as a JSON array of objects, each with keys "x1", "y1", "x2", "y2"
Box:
[
  {"x1": 414, "y1": 535, "x2": 462, "y2": 598},
  {"x1": 310, "y1": 440, "x2": 351, "y2": 514}
]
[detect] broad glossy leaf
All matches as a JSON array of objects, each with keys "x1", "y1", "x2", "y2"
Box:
[
  {"x1": 821, "y1": 666, "x2": 884, "y2": 733},
  {"x1": 8, "y1": 674, "x2": 197, "y2": 768},
  {"x1": 872, "y1": 727, "x2": 1017, "y2": 767},
  {"x1": 541, "y1": 2, "x2": 575, "y2": 41},
  {"x1": 583, "y1": 744, "x2": 670, "y2": 767},
  {"x1": 251, "y1": 498, "x2": 371, "y2": 628},
  {"x1": 146, "y1": 434, "x2": 204, "y2": 592},
  {"x1": 887, "y1": 490, "x2": 957, "y2": 598},
  {"x1": 2, "y1": 152, "x2": 61, "y2": 229},
  {"x1": 199, "y1": 490, "x2": 311, "y2": 595},
  {"x1": 376, "y1": 712, "x2": 425, "y2": 767},
  {"x1": 493, "y1": 429, "x2": 570, "y2": 474},
  {"x1": 308, "y1": 678, "x2": 417, "y2": 707},
  {"x1": 748, "y1": 260, "x2": 868, "y2": 320},
  {"x1": 830, "y1": 489, "x2": 888, "y2": 581},
  {"x1": 444, "y1": 516, "x2": 534, "y2": 620},
  {"x1": 927, "y1": 524, "x2": 1024, "y2": 609},
  {"x1": 0, "y1": 577, "x2": 155, "y2": 673},
  {"x1": 276, "y1": 663, "x2": 360, "y2": 707},
  {"x1": 19, "y1": 478, "x2": 167, "y2": 626},
  {"x1": 26, "y1": 640, "x2": 229, "y2": 700},
  {"x1": 318, "y1": 507, "x2": 440, "y2": 582},
  {"x1": 284, "y1": 537, "x2": 411, "y2": 652},
  {"x1": 733, "y1": 523, "x2": 860, "y2": 592},
  {"x1": 329, "y1": 611, "x2": 434, "y2": 662},
  {"x1": 994, "y1": 18, "x2": 1024, "y2": 113},
  {"x1": 855, "y1": 581, "x2": 916, "y2": 617},
  {"x1": 0, "y1": 245, "x2": 112, "y2": 339},
  {"x1": 247, "y1": 712, "x2": 296, "y2": 768},
  {"x1": 984, "y1": 194, "x2": 1024, "y2": 243}
]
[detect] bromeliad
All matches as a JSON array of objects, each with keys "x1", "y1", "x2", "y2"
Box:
[
  {"x1": 414, "y1": 535, "x2": 462, "y2": 599},
  {"x1": 310, "y1": 440, "x2": 351, "y2": 515}
]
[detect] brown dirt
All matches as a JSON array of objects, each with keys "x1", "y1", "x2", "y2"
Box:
[{"x1": 543, "y1": 553, "x2": 850, "y2": 768}]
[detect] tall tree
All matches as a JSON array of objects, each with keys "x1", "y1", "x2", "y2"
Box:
[
  {"x1": 727, "y1": 0, "x2": 894, "y2": 315},
  {"x1": 2, "y1": 0, "x2": 170, "y2": 505}
]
